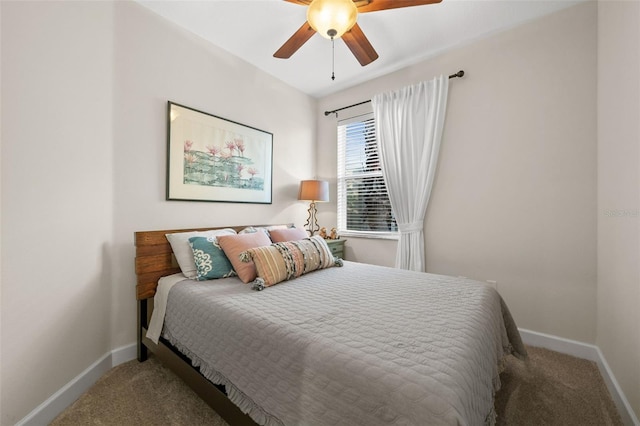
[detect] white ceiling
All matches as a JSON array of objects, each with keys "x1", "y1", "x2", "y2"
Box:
[{"x1": 137, "y1": 0, "x2": 584, "y2": 98}]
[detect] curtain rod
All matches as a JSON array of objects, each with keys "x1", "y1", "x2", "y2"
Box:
[{"x1": 324, "y1": 70, "x2": 464, "y2": 117}]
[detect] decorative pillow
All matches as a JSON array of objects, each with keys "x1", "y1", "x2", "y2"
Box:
[
  {"x1": 239, "y1": 225, "x2": 290, "y2": 238},
  {"x1": 217, "y1": 232, "x2": 272, "y2": 283},
  {"x1": 188, "y1": 236, "x2": 236, "y2": 281},
  {"x1": 269, "y1": 227, "x2": 308, "y2": 243},
  {"x1": 266, "y1": 224, "x2": 290, "y2": 231},
  {"x1": 241, "y1": 236, "x2": 340, "y2": 290},
  {"x1": 238, "y1": 226, "x2": 270, "y2": 236},
  {"x1": 165, "y1": 228, "x2": 237, "y2": 279}
]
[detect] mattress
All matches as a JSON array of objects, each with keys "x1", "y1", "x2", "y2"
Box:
[{"x1": 160, "y1": 261, "x2": 526, "y2": 426}]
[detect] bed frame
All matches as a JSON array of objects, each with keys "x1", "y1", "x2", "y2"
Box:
[{"x1": 135, "y1": 224, "x2": 290, "y2": 426}]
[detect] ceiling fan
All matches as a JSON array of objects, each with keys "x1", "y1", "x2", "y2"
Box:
[{"x1": 274, "y1": 0, "x2": 443, "y2": 67}]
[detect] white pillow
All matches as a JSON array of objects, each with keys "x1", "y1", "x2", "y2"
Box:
[
  {"x1": 238, "y1": 225, "x2": 289, "y2": 237},
  {"x1": 238, "y1": 226, "x2": 270, "y2": 236},
  {"x1": 166, "y1": 228, "x2": 237, "y2": 279}
]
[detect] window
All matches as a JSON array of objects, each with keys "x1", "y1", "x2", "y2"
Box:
[{"x1": 337, "y1": 113, "x2": 398, "y2": 238}]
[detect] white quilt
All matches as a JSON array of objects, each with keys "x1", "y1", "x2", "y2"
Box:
[{"x1": 161, "y1": 261, "x2": 526, "y2": 426}]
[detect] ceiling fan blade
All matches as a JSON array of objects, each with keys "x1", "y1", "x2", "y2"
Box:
[
  {"x1": 342, "y1": 23, "x2": 379, "y2": 66},
  {"x1": 274, "y1": 22, "x2": 316, "y2": 59},
  {"x1": 357, "y1": 0, "x2": 442, "y2": 13},
  {"x1": 283, "y1": 0, "x2": 312, "y2": 5}
]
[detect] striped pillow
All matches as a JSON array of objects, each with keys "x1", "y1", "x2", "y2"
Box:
[{"x1": 241, "y1": 236, "x2": 337, "y2": 288}]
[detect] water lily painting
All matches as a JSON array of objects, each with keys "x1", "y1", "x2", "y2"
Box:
[{"x1": 167, "y1": 102, "x2": 273, "y2": 204}]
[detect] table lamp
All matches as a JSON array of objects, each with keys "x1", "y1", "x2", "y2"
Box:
[{"x1": 298, "y1": 180, "x2": 329, "y2": 236}]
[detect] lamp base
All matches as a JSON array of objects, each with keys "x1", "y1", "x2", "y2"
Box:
[{"x1": 304, "y1": 202, "x2": 320, "y2": 236}]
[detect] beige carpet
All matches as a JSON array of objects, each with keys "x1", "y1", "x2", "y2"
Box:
[
  {"x1": 495, "y1": 346, "x2": 623, "y2": 425},
  {"x1": 51, "y1": 345, "x2": 623, "y2": 425}
]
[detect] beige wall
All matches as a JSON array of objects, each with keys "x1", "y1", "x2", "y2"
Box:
[
  {"x1": 0, "y1": 1, "x2": 316, "y2": 423},
  {"x1": 318, "y1": 2, "x2": 598, "y2": 343},
  {"x1": 1, "y1": 2, "x2": 115, "y2": 423},
  {"x1": 597, "y1": 0, "x2": 640, "y2": 418}
]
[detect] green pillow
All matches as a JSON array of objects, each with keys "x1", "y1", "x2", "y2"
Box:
[{"x1": 188, "y1": 236, "x2": 236, "y2": 280}]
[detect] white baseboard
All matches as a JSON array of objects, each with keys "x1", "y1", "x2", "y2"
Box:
[
  {"x1": 111, "y1": 342, "x2": 138, "y2": 366},
  {"x1": 519, "y1": 328, "x2": 639, "y2": 426},
  {"x1": 518, "y1": 328, "x2": 600, "y2": 361},
  {"x1": 16, "y1": 343, "x2": 137, "y2": 426}
]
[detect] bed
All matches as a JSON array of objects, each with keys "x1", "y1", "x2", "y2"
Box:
[{"x1": 135, "y1": 224, "x2": 526, "y2": 426}]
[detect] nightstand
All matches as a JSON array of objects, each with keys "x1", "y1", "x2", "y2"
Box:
[{"x1": 325, "y1": 239, "x2": 346, "y2": 259}]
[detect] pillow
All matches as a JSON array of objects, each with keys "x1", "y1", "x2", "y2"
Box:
[
  {"x1": 241, "y1": 236, "x2": 339, "y2": 289},
  {"x1": 238, "y1": 226, "x2": 270, "y2": 236},
  {"x1": 266, "y1": 224, "x2": 290, "y2": 231},
  {"x1": 165, "y1": 228, "x2": 237, "y2": 279},
  {"x1": 188, "y1": 236, "x2": 236, "y2": 280},
  {"x1": 217, "y1": 231, "x2": 272, "y2": 283},
  {"x1": 269, "y1": 227, "x2": 308, "y2": 242},
  {"x1": 239, "y1": 225, "x2": 290, "y2": 238}
]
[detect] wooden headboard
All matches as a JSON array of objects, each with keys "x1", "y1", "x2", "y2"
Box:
[{"x1": 134, "y1": 224, "x2": 292, "y2": 300}]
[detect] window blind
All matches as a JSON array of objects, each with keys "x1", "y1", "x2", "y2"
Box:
[{"x1": 337, "y1": 113, "x2": 398, "y2": 236}]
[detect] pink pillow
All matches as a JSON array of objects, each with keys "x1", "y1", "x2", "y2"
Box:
[
  {"x1": 269, "y1": 227, "x2": 308, "y2": 243},
  {"x1": 217, "y1": 232, "x2": 272, "y2": 283}
]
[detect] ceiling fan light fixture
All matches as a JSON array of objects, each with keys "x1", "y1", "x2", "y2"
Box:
[{"x1": 307, "y1": 0, "x2": 358, "y2": 40}]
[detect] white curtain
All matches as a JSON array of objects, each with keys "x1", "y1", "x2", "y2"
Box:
[{"x1": 372, "y1": 76, "x2": 448, "y2": 272}]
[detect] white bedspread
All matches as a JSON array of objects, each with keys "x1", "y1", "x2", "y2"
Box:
[{"x1": 160, "y1": 261, "x2": 526, "y2": 426}]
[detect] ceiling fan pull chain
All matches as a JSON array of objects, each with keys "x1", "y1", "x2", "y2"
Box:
[{"x1": 331, "y1": 36, "x2": 336, "y2": 81}]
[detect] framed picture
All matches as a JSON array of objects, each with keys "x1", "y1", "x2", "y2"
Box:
[{"x1": 167, "y1": 102, "x2": 273, "y2": 204}]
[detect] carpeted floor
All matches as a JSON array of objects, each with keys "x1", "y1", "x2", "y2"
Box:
[
  {"x1": 494, "y1": 346, "x2": 622, "y2": 425},
  {"x1": 51, "y1": 345, "x2": 623, "y2": 425}
]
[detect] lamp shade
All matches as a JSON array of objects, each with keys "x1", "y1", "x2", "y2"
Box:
[
  {"x1": 307, "y1": 0, "x2": 358, "y2": 40},
  {"x1": 298, "y1": 180, "x2": 329, "y2": 202}
]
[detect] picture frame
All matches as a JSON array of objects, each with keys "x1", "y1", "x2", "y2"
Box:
[{"x1": 166, "y1": 102, "x2": 273, "y2": 204}]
